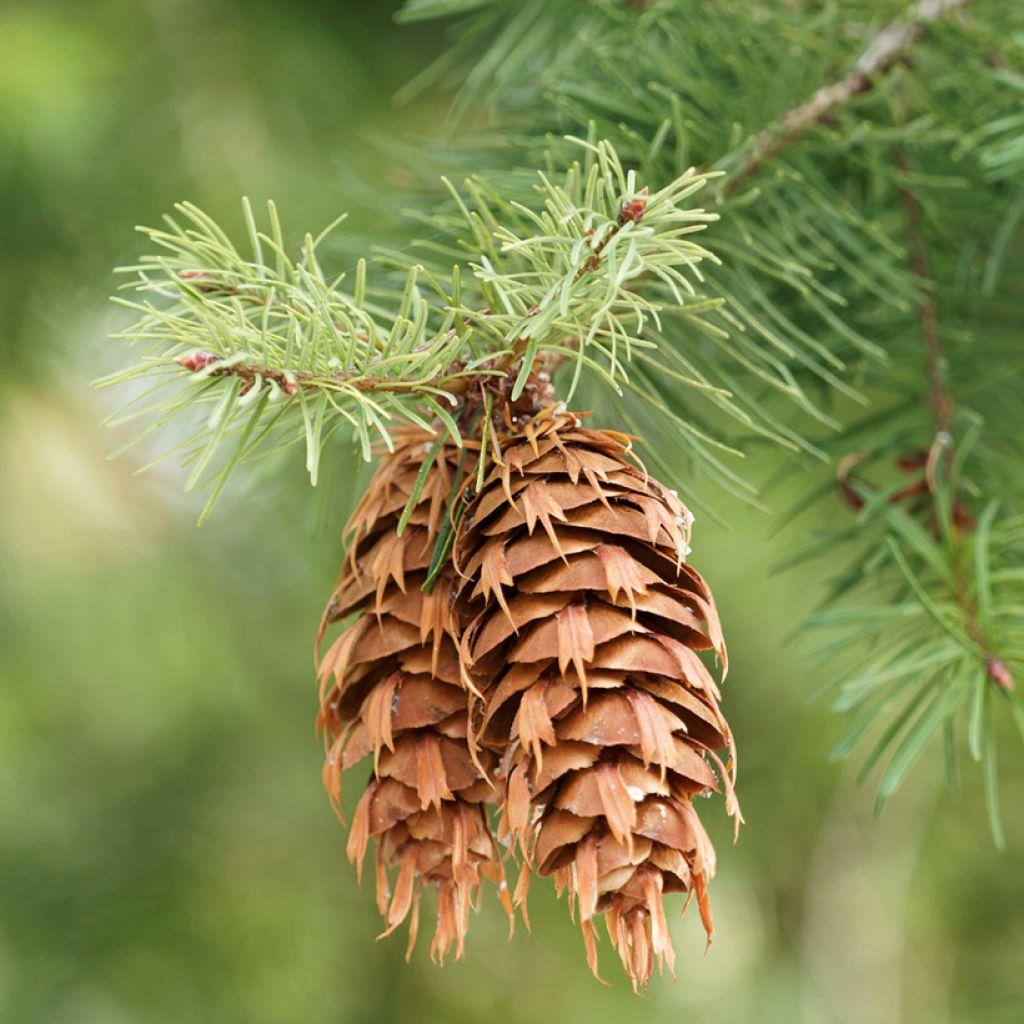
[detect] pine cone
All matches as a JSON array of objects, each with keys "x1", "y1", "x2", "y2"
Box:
[
  {"x1": 317, "y1": 431, "x2": 507, "y2": 961},
  {"x1": 454, "y1": 410, "x2": 740, "y2": 986}
]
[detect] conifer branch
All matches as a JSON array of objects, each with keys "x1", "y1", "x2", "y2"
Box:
[
  {"x1": 724, "y1": 0, "x2": 971, "y2": 194},
  {"x1": 798, "y1": 453, "x2": 1021, "y2": 843},
  {"x1": 891, "y1": 141, "x2": 1014, "y2": 694},
  {"x1": 100, "y1": 143, "x2": 725, "y2": 514},
  {"x1": 796, "y1": 102, "x2": 1021, "y2": 839}
]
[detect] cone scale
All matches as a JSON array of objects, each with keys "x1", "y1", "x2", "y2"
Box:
[
  {"x1": 454, "y1": 409, "x2": 741, "y2": 986},
  {"x1": 316, "y1": 430, "x2": 508, "y2": 961}
]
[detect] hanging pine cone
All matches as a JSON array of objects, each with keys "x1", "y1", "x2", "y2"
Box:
[
  {"x1": 454, "y1": 410, "x2": 740, "y2": 986},
  {"x1": 316, "y1": 430, "x2": 508, "y2": 961}
]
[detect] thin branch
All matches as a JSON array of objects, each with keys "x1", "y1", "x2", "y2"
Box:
[
  {"x1": 521, "y1": 191, "x2": 651, "y2": 380},
  {"x1": 174, "y1": 350, "x2": 468, "y2": 397},
  {"x1": 893, "y1": 147, "x2": 953, "y2": 438},
  {"x1": 891, "y1": 138, "x2": 1013, "y2": 692},
  {"x1": 724, "y1": 0, "x2": 970, "y2": 195}
]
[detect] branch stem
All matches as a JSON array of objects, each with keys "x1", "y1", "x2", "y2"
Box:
[
  {"x1": 892, "y1": 136, "x2": 1012, "y2": 690},
  {"x1": 893, "y1": 147, "x2": 953, "y2": 438},
  {"x1": 178, "y1": 352, "x2": 466, "y2": 398}
]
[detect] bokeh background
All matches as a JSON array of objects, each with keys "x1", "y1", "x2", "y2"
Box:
[{"x1": 1, "y1": 2, "x2": 1021, "y2": 1022}]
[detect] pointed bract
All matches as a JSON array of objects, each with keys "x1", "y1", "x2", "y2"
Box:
[
  {"x1": 455, "y1": 410, "x2": 740, "y2": 986},
  {"x1": 318, "y1": 429, "x2": 507, "y2": 961}
]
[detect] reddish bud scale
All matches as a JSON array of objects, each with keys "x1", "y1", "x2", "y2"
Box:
[
  {"x1": 618, "y1": 187, "x2": 649, "y2": 225},
  {"x1": 179, "y1": 270, "x2": 220, "y2": 293},
  {"x1": 174, "y1": 350, "x2": 220, "y2": 372},
  {"x1": 987, "y1": 657, "x2": 1014, "y2": 690}
]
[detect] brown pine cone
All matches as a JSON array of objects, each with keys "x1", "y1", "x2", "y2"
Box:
[
  {"x1": 317, "y1": 430, "x2": 508, "y2": 961},
  {"x1": 454, "y1": 410, "x2": 740, "y2": 986}
]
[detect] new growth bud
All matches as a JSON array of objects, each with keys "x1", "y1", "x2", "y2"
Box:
[
  {"x1": 618, "y1": 186, "x2": 649, "y2": 225},
  {"x1": 179, "y1": 271, "x2": 219, "y2": 293},
  {"x1": 986, "y1": 657, "x2": 1014, "y2": 691},
  {"x1": 174, "y1": 350, "x2": 220, "y2": 372}
]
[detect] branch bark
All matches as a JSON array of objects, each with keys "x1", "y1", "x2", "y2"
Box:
[
  {"x1": 173, "y1": 350, "x2": 469, "y2": 398},
  {"x1": 893, "y1": 146, "x2": 953, "y2": 438}
]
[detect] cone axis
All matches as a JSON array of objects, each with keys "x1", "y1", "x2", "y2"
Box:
[{"x1": 454, "y1": 410, "x2": 741, "y2": 985}]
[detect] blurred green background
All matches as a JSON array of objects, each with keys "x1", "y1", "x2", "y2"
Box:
[{"x1": 1, "y1": 2, "x2": 1021, "y2": 1022}]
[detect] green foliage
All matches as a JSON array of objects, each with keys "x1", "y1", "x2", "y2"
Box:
[
  {"x1": 787, "y1": 423, "x2": 1024, "y2": 846},
  {"x1": 101, "y1": 142, "x2": 737, "y2": 521},
  {"x1": 100, "y1": 199, "x2": 478, "y2": 518}
]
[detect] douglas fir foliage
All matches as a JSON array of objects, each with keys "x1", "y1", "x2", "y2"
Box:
[{"x1": 102, "y1": 0, "x2": 1022, "y2": 986}]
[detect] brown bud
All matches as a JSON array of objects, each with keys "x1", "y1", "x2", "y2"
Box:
[{"x1": 618, "y1": 186, "x2": 649, "y2": 225}]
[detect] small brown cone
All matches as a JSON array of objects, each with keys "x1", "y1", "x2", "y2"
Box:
[
  {"x1": 317, "y1": 430, "x2": 507, "y2": 961},
  {"x1": 454, "y1": 410, "x2": 741, "y2": 986}
]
